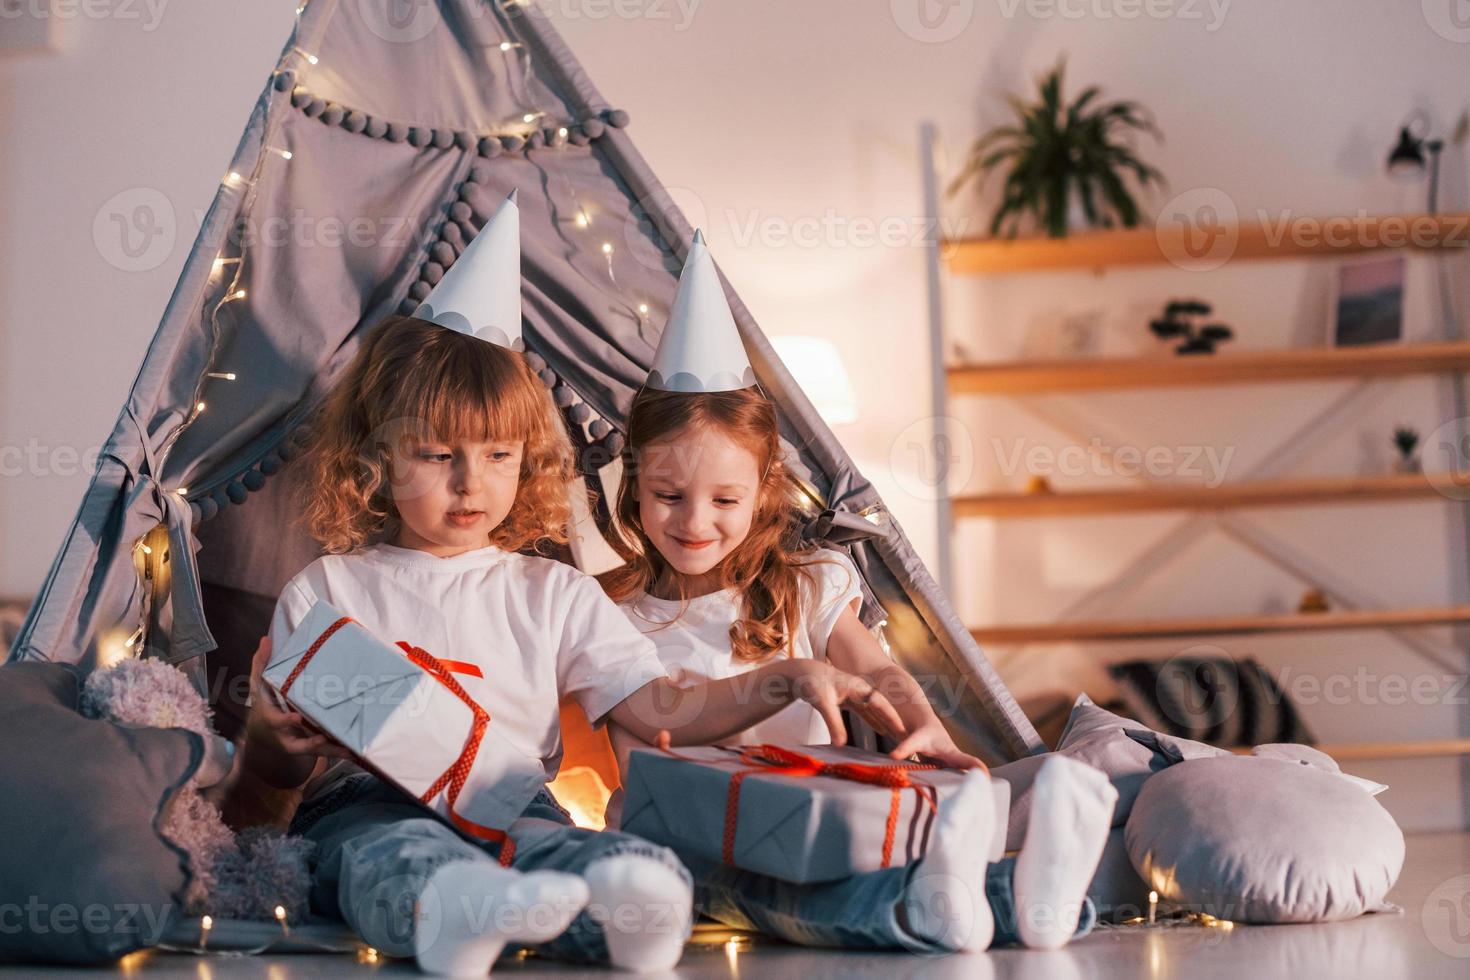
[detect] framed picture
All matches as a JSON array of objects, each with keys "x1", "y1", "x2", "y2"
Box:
[{"x1": 1330, "y1": 254, "x2": 1405, "y2": 347}]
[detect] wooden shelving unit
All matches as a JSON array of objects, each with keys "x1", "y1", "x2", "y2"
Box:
[
  {"x1": 955, "y1": 471, "x2": 1463, "y2": 518},
  {"x1": 947, "y1": 340, "x2": 1470, "y2": 396},
  {"x1": 943, "y1": 211, "x2": 1470, "y2": 275},
  {"x1": 969, "y1": 605, "x2": 1470, "y2": 645},
  {"x1": 919, "y1": 123, "x2": 1470, "y2": 768}
]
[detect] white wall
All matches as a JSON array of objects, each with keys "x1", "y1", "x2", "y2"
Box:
[{"x1": 2, "y1": 1, "x2": 1467, "y2": 826}]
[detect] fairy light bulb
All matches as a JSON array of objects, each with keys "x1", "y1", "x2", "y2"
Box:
[
  {"x1": 227, "y1": 288, "x2": 247, "y2": 301},
  {"x1": 575, "y1": 212, "x2": 589, "y2": 229},
  {"x1": 600, "y1": 242, "x2": 613, "y2": 255},
  {"x1": 499, "y1": 41, "x2": 513, "y2": 51},
  {"x1": 175, "y1": 487, "x2": 189, "y2": 496},
  {"x1": 195, "y1": 401, "x2": 207, "y2": 413},
  {"x1": 206, "y1": 372, "x2": 237, "y2": 381},
  {"x1": 638, "y1": 303, "x2": 649, "y2": 314},
  {"x1": 557, "y1": 126, "x2": 568, "y2": 138},
  {"x1": 224, "y1": 172, "x2": 244, "y2": 187},
  {"x1": 522, "y1": 113, "x2": 537, "y2": 124}
]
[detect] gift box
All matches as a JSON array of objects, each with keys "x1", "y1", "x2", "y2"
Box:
[
  {"x1": 263, "y1": 601, "x2": 545, "y2": 860},
  {"x1": 621, "y1": 743, "x2": 1010, "y2": 884}
]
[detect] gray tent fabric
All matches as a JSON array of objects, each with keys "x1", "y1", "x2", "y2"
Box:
[{"x1": 8, "y1": 0, "x2": 1041, "y2": 763}]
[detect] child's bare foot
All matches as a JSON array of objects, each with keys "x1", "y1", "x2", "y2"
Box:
[
  {"x1": 413, "y1": 861, "x2": 588, "y2": 976},
  {"x1": 900, "y1": 768, "x2": 997, "y2": 952}
]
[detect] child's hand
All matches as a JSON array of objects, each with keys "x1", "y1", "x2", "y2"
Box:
[
  {"x1": 789, "y1": 661, "x2": 907, "y2": 747},
  {"x1": 243, "y1": 637, "x2": 352, "y2": 788},
  {"x1": 888, "y1": 722, "x2": 988, "y2": 771}
]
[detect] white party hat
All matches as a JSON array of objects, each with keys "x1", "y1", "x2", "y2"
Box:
[
  {"x1": 414, "y1": 189, "x2": 523, "y2": 350},
  {"x1": 646, "y1": 230, "x2": 755, "y2": 392}
]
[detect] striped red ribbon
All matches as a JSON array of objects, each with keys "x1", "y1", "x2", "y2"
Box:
[{"x1": 718, "y1": 744, "x2": 940, "y2": 869}]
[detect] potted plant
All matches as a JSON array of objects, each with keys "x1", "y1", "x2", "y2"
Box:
[
  {"x1": 948, "y1": 60, "x2": 1165, "y2": 239},
  {"x1": 1149, "y1": 299, "x2": 1234, "y2": 355}
]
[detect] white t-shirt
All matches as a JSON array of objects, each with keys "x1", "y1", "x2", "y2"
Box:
[
  {"x1": 269, "y1": 543, "x2": 668, "y2": 800},
  {"x1": 616, "y1": 549, "x2": 866, "y2": 748}
]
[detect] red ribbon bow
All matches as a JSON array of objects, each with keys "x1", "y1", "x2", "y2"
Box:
[
  {"x1": 279, "y1": 617, "x2": 514, "y2": 865},
  {"x1": 720, "y1": 744, "x2": 940, "y2": 869}
]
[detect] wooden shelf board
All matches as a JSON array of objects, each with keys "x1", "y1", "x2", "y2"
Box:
[
  {"x1": 947, "y1": 340, "x2": 1470, "y2": 395},
  {"x1": 1230, "y1": 740, "x2": 1470, "y2": 762},
  {"x1": 954, "y1": 471, "x2": 1463, "y2": 518},
  {"x1": 943, "y1": 211, "x2": 1470, "y2": 275},
  {"x1": 969, "y1": 605, "x2": 1470, "y2": 645}
]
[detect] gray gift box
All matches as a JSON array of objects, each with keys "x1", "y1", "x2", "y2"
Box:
[{"x1": 621, "y1": 744, "x2": 1009, "y2": 884}]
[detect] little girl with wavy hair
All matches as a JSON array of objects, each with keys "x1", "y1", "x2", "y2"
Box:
[{"x1": 599, "y1": 232, "x2": 1118, "y2": 955}]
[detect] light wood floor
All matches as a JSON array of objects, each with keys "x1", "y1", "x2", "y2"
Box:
[{"x1": 9, "y1": 831, "x2": 1470, "y2": 979}]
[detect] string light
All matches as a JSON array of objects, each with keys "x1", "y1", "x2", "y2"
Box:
[
  {"x1": 223, "y1": 171, "x2": 245, "y2": 187},
  {"x1": 1148, "y1": 890, "x2": 1158, "y2": 925},
  {"x1": 199, "y1": 915, "x2": 212, "y2": 950},
  {"x1": 637, "y1": 303, "x2": 649, "y2": 315},
  {"x1": 138, "y1": 542, "x2": 152, "y2": 555},
  {"x1": 195, "y1": 401, "x2": 207, "y2": 413},
  {"x1": 125, "y1": 627, "x2": 144, "y2": 648},
  {"x1": 206, "y1": 372, "x2": 236, "y2": 381},
  {"x1": 269, "y1": 148, "x2": 294, "y2": 161},
  {"x1": 175, "y1": 487, "x2": 189, "y2": 496},
  {"x1": 227, "y1": 288, "x2": 247, "y2": 302},
  {"x1": 293, "y1": 46, "x2": 319, "y2": 65},
  {"x1": 557, "y1": 126, "x2": 568, "y2": 139},
  {"x1": 600, "y1": 242, "x2": 613, "y2": 255},
  {"x1": 274, "y1": 905, "x2": 291, "y2": 939},
  {"x1": 575, "y1": 212, "x2": 589, "y2": 229},
  {"x1": 211, "y1": 257, "x2": 241, "y2": 275},
  {"x1": 522, "y1": 112, "x2": 540, "y2": 124},
  {"x1": 498, "y1": 41, "x2": 517, "y2": 52}
]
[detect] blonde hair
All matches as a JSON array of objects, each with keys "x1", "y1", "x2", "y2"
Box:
[
  {"x1": 599, "y1": 386, "x2": 834, "y2": 663},
  {"x1": 300, "y1": 315, "x2": 574, "y2": 554}
]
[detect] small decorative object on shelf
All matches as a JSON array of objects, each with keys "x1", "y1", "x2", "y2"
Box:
[
  {"x1": 1393, "y1": 426, "x2": 1421, "y2": 473},
  {"x1": 947, "y1": 59, "x2": 1164, "y2": 239},
  {"x1": 1298, "y1": 589, "x2": 1330, "y2": 614},
  {"x1": 1150, "y1": 300, "x2": 1234, "y2": 355},
  {"x1": 1025, "y1": 475, "x2": 1054, "y2": 495},
  {"x1": 1331, "y1": 255, "x2": 1405, "y2": 348}
]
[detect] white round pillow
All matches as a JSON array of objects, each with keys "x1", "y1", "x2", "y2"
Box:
[{"x1": 1125, "y1": 755, "x2": 1404, "y2": 923}]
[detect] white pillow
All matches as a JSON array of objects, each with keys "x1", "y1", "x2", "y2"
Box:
[{"x1": 1125, "y1": 755, "x2": 1403, "y2": 923}]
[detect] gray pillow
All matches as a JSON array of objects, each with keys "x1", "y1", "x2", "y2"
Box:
[
  {"x1": 0, "y1": 661, "x2": 204, "y2": 964},
  {"x1": 994, "y1": 695, "x2": 1225, "y2": 851},
  {"x1": 1125, "y1": 755, "x2": 1404, "y2": 923}
]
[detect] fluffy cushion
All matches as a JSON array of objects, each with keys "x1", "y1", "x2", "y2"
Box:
[
  {"x1": 1125, "y1": 755, "x2": 1404, "y2": 923},
  {"x1": 0, "y1": 661, "x2": 204, "y2": 964},
  {"x1": 994, "y1": 695, "x2": 1226, "y2": 850}
]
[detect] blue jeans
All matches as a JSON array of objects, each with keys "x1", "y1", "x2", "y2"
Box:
[
  {"x1": 690, "y1": 856, "x2": 1096, "y2": 952},
  {"x1": 291, "y1": 774, "x2": 692, "y2": 964}
]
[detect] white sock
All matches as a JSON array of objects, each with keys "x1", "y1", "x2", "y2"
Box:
[
  {"x1": 900, "y1": 768, "x2": 996, "y2": 953},
  {"x1": 413, "y1": 860, "x2": 589, "y2": 977},
  {"x1": 584, "y1": 854, "x2": 692, "y2": 972},
  {"x1": 1013, "y1": 756, "x2": 1117, "y2": 950}
]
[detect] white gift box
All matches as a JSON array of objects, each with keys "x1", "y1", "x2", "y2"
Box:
[{"x1": 264, "y1": 601, "x2": 545, "y2": 851}]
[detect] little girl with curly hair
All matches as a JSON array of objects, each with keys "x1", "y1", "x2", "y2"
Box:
[{"x1": 241, "y1": 307, "x2": 904, "y2": 973}]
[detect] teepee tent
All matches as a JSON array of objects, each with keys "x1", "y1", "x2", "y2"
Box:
[{"x1": 7, "y1": 0, "x2": 1041, "y2": 763}]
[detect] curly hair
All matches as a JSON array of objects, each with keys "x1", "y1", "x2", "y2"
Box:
[
  {"x1": 300, "y1": 315, "x2": 574, "y2": 555},
  {"x1": 598, "y1": 386, "x2": 834, "y2": 664}
]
